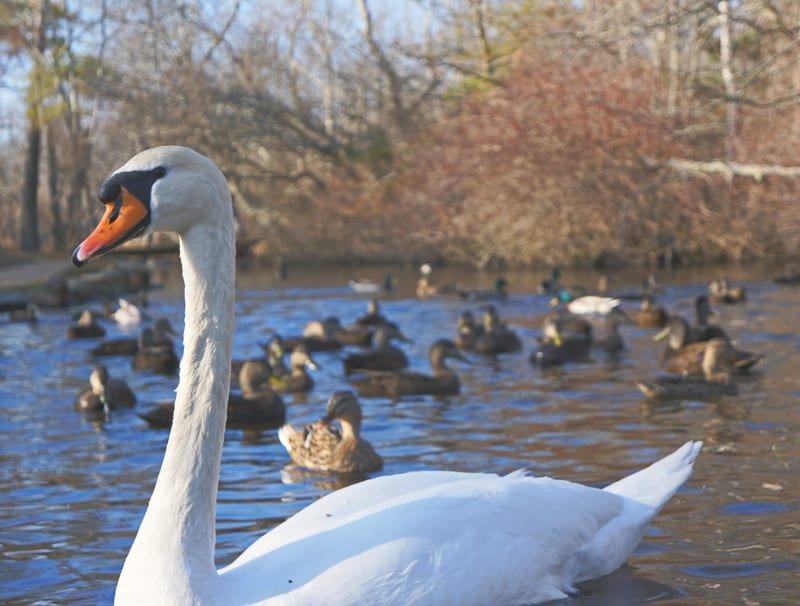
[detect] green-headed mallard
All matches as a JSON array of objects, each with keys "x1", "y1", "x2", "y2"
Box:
[
  {"x1": 67, "y1": 309, "x2": 106, "y2": 339},
  {"x1": 278, "y1": 391, "x2": 382, "y2": 474},
  {"x1": 538, "y1": 268, "x2": 561, "y2": 295},
  {"x1": 347, "y1": 274, "x2": 394, "y2": 293},
  {"x1": 638, "y1": 338, "x2": 737, "y2": 401},
  {"x1": 349, "y1": 338, "x2": 468, "y2": 397},
  {"x1": 75, "y1": 363, "x2": 137, "y2": 420},
  {"x1": 473, "y1": 305, "x2": 522, "y2": 355},
  {"x1": 553, "y1": 290, "x2": 620, "y2": 316},
  {"x1": 343, "y1": 324, "x2": 410, "y2": 375}
]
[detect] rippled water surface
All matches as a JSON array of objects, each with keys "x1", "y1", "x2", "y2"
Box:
[{"x1": 1, "y1": 262, "x2": 798, "y2": 605}]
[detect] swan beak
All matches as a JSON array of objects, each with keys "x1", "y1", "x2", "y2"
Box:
[{"x1": 72, "y1": 187, "x2": 150, "y2": 267}]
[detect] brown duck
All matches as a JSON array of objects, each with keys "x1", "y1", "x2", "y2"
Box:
[
  {"x1": 343, "y1": 324, "x2": 410, "y2": 375},
  {"x1": 638, "y1": 338, "x2": 738, "y2": 401},
  {"x1": 634, "y1": 295, "x2": 668, "y2": 329},
  {"x1": 473, "y1": 305, "x2": 522, "y2": 355},
  {"x1": 132, "y1": 325, "x2": 180, "y2": 375},
  {"x1": 75, "y1": 363, "x2": 137, "y2": 420},
  {"x1": 67, "y1": 309, "x2": 106, "y2": 339},
  {"x1": 271, "y1": 346, "x2": 319, "y2": 394},
  {"x1": 138, "y1": 360, "x2": 285, "y2": 430},
  {"x1": 349, "y1": 339, "x2": 468, "y2": 397},
  {"x1": 278, "y1": 391, "x2": 382, "y2": 474},
  {"x1": 92, "y1": 317, "x2": 176, "y2": 357}
]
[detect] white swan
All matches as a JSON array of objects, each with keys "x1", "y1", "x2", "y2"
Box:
[{"x1": 73, "y1": 146, "x2": 702, "y2": 606}]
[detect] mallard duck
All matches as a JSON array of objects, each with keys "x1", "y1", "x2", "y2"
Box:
[
  {"x1": 773, "y1": 264, "x2": 800, "y2": 285},
  {"x1": 284, "y1": 317, "x2": 345, "y2": 352},
  {"x1": 75, "y1": 363, "x2": 137, "y2": 420},
  {"x1": 690, "y1": 295, "x2": 729, "y2": 342},
  {"x1": 708, "y1": 277, "x2": 746, "y2": 304},
  {"x1": 111, "y1": 297, "x2": 146, "y2": 327},
  {"x1": 530, "y1": 315, "x2": 592, "y2": 366},
  {"x1": 634, "y1": 295, "x2": 668, "y2": 328},
  {"x1": 473, "y1": 305, "x2": 522, "y2": 355},
  {"x1": 553, "y1": 290, "x2": 620, "y2": 316},
  {"x1": 416, "y1": 264, "x2": 459, "y2": 299},
  {"x1": 453, "y1": 310, "x2": 484, "y2": 351},
  {"x1": 73, "y1": 146, "x2": 702, "y2": 606},
  {"x1": 132, "y1": 325, "x2": 179, "y2": 375},
  {"x1": 271, "y1": 345, "x2": 319, "y2": 393},
  {"x1": 656, "y1": 316, "x2": 762, "y2": 376},
  {"x1": 348, "y1": 274, "x2": 394, "y2": 293},
  {"x1": 343, "y1": 324, "x2": 410, "y2": 374},
  {"x1": 8, "y1": 303, "x2": 38, "y2": 323},
  {"x1": 91, "y1": 317, "x2": 176, "y2": 357},
  {"x1": 278, "y1": 391, "x2": 382, "y2": 474},
  {"x1": 592, "y1": 308, "x2": 632, "y2": 354},
  {"x1": 459, "y1": 276, "x2": 509, "y2": 302},
  {"x1": 67, "y1": 309, "x2": 106, "y2": 339},
  {"x1": 538, "y1": 268, "x2": 561, "y2": 294},
  {"x1": 349, "y1": 338, "x2": 468, "y2": 397},
  {"x1": 139, "y1": 359, "x2": 286, "y2": 430},
  {"x1": 638, "y1": 338, "x2": 738, "y2": 401},
  {"x1": 353, "y1": 299, "x2": 392, "y2": 327}
]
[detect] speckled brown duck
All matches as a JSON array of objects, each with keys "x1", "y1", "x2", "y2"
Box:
[
  {"x1": 634, "y1": 295, "x2": 668, "y2": 329},
  {"x1": 348, "y1": 338, "x2": 468, "y2": 397},
  {"x1": 343, "y1": 324, "x2": 410, "y2": 375},
  {"x1": 91, "y1": 317, "x2": 176, "y2": 357},
  {"x1": 657, "y1": 315, "x2": 762, "y2": 376},
  {"x1": 278, "y1": 391, "x2": 382, "y2": 474},
  {"x1": 708, "y1": 277, "x2": 746, "y2": 304},
  {"x1": 638, "y1": 338, "x2": 738, "y2": 401}
]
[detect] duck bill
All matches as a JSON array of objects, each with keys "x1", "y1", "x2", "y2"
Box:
[
  {"x1": 72, "y1": 187, "x2": 150, "y2": 267},
  {"x1": 653, "y1": 326, "x2": 670, "y2": 341}
]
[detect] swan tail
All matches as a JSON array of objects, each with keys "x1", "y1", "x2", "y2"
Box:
[{"x1": 603, "y1": 440, "x2": 703, "y2": 509}]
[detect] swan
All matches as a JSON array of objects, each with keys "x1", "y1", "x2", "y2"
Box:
[{"x1": 72, "y1": 146, "x2": 702, "y2": 606}]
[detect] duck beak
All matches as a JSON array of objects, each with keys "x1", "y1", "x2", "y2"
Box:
[
  {"x1": 72, "y1": 187, "x2": 150, "y2": 267},
  {"x1": 305, "y1": 359, "x2": 320, "y2": 371},
  {"x1": 653, "y1": 326, "x2": 670, "y2": 341}
]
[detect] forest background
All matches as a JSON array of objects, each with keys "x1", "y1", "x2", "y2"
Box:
[{"x1": 2, "y1": 0, "x2": 800, "y2": 270}]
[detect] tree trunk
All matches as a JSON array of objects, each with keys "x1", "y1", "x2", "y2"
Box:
[
  {"x1": 47, "y1": 124, "x2": 62, "y2": 250},
  {"x1": 20, "y1": 123, "x2": 42, "y2": 252}
]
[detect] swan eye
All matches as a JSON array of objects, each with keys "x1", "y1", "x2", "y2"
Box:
[{"x1": 152, "y1": 166, "x2": 167, "y2": 178}]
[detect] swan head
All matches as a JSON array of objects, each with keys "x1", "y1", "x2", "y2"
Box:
[{"x1": 72, "y1": 146, "x2": 229, "y2": 267}]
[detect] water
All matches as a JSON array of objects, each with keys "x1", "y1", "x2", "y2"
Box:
[{"x1": 1, "y1": 262, "x2": 799, "y2": 605}]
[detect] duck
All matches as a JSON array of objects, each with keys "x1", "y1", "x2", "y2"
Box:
[
  {"x1": 416, "y1": 264, "x2": 459, "y2": 299},
  {"x1": 111, "y1": 297, "x2": 146, "y2": 327},
  {"x1": 349, "y1": 338, "x2": 468, "y2": 397},
  {"x1": 8, "y1": 303, "x2": 39, "y2": 323},
  {"x1": 91, "y1": 317, "x2": 176, "y2": 357},
  {"x1": 284, "y1": 317, "x2": 345, "y2": 352},
  {"x1": 139, "y1": 359, "x2": 286, "y2": 430},
  {"x1": 67, "y1": 309, "x2": 106, "y2": 339},
  {"x1": 278, "y1": 391, "x2": 382, "y2": 474},
  {"x1": 270, "y1": 345, "x2": 319, "y2": 394},
  {"x1": 538, "y1": 268, "x2": 561, "y2": 294},
  {"x1": 472, "y1": 305, "x2": 522, "y2": 355},
  {"x1": 459, "y1": 276, "x2": 509, "y2": 302},
  {"x1": 690, "y1": 295, "x2": 729, "y2": 342},
  {"x1": 342, "y1": 324, "x2": 410, "y2": 374},
  {"x1": 131, "y1": 324, "x2": 180, "y2": 375},
  {"x1": 453, "y1": 309, "x2": 484, "y2": 351},
  {"x1": 708, "y1": 277, "x2": 746, "y2": 304},
  {"x1": 773, "y1": 264, "x2": 800, "y2": 285},
  {"x1": 656, "y1": 316, "x2": 762, "y2": 376},
  {"x1": 634, "y1": 295, "x2": 668, "y2": 329},
  {"x1": 638, "y1": 338, "x2": 738, "y2": 401},
  {"x1": 353, "y1": 298, "x2": 393, "y2": 328},
  {"x1": 72, "y1": 145, "x2": 702, "y2": 606},
  {"x1": 75, "y1": 363, "x2": 137, "y2": 420},
  {"x1": 348, "y1": 274, "x2": 394, "y2": 293},
  {"x1": 553, "y1": 290, "x2": 620, "y2": 316},
  {"x1": 530, "y1": 315, "x2": 592, "y2": 367},
  {"x1": 592, "y1": 308, "x2": 632, "y2": 355}
]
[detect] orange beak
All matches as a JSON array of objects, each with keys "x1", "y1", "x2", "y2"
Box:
[{"x1": 72, "y1": 187, "x2": 149, "y2": 266}]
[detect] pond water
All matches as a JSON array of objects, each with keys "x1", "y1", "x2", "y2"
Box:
[{"x1": 1, "y1": 261, "x2": 798, "y2": 605}]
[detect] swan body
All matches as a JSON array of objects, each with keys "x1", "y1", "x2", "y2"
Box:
[{"x1": 72, "y1": 146, "x2": 702, "y2": 606}]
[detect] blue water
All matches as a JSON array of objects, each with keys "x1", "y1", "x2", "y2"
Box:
[{"x1": 1, "y1": 262, "x2": 799, "y2": 605}]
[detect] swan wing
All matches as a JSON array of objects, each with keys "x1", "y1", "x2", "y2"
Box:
[{"x1": 220, "y1": 471, "x2": 626, "y2": 605}]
